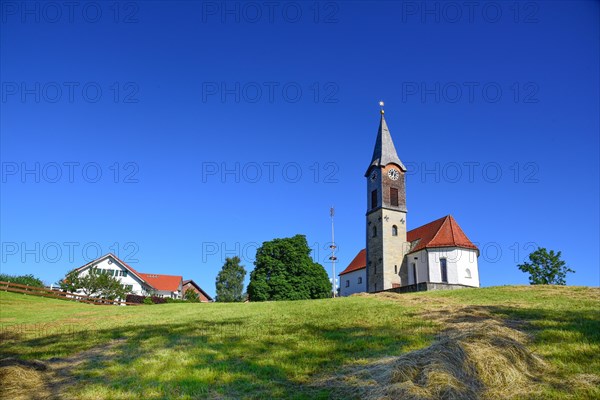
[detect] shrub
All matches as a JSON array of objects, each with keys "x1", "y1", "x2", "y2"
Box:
[
  {"x1": 150, "y1": 296, "x2": 167, "y2": 304},
  {"x1": 165, "y1": 298, "x2": 187, "y2": 304},
  {"x1": 143, "y1": 297, "x2": 154, "y2": 305},
  {"x1": 126, "y1": 294, "x2": 145, "y2": 304},
  {"x1": 0, "y1": 274, "x2": 45, "y2": 288}
]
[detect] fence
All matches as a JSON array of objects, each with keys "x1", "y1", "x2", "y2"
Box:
[{"x1": 0, "y1": 281, "x2": 142, "y2": 306}]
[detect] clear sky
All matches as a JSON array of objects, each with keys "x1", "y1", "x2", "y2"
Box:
[{"x1": 1, "y1": 1, "x2": 599, "y2": 296}]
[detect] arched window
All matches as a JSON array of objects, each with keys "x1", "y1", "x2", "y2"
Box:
[
  {"x1": 392, "y1": 225, "x2": 398, "y2": 236},
  {"x1": 465, "y1": 268, "x2": 472, "y2": 278},
  {"x1": 372, "y1": 226, "x2": 377, "y2": 237}
]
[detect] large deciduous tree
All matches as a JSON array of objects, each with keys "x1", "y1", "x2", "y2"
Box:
[
  {"x1": 247, "y1": 235, "x2": 332, "y2": 301},
  {"x1": 518, "y1": 247, "x2": 574, "y2": 285},
  {"x1": 215, "y1": 256, "x2": 246, "y2": 302}
]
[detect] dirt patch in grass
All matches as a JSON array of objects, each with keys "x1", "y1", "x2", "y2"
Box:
[
  {"x1": 321, "y1": 296, "x2": 547, "y2": 399},
  {"x1": 0, "y1": 339, "x2": 125, "y2": 400}
]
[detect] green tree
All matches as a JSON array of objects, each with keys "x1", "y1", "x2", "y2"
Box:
[
  {"x1": 518, "y1": 247, "x2": 574, "y2": 285},
  {"x1": 184, "y1": 289, "x2": 200, "y2": 302},
  {"x1": 215, "y1": 256, "x2": 246, "y2": 302},
  {"x1": 247, "y1": 235, "x2": 332, "y2": 301},
  {"x1": 0, "y1": 274, "x2": 44, "y2": 288},
  {"x1": 59, "y1": 267, "x2": 128, "y2": 300}
]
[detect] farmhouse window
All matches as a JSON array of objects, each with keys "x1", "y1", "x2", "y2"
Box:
[
  {"x1": 358, "y1": 277, "x2": 362, "y2": 284},
  {"x1": 345, "y1": 280, "x2": 349, "y2": 288}
]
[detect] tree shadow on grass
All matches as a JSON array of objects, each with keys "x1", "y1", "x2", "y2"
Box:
[{"x1": 0, "y1": 316, "x2": 436, "y2": 399}]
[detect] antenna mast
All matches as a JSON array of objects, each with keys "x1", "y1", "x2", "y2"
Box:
[{"x1": 329, "y1": 207, "x2": 337, "y2": 297}]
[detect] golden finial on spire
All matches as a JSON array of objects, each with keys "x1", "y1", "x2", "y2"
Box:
[{"x1": 379, "y1": 100, "x2": 385, "y2": 115}]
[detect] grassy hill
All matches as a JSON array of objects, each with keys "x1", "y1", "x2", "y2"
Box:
[{"x1": 0, "y1": 286, "x2": 598, "y2": 399}]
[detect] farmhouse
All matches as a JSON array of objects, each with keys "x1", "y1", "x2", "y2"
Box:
[
  {"x1": 72, "y1": 253, "x2": 206, "y2": 299},
  {"x1": 339, "y1": 107, "x2": 480, "y2": 296}
]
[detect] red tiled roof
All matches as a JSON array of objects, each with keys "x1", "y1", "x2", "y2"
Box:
[
  {"x1": 407, "y1": 215, "x2": 478, "y2": 253},
  {"x1": 339, "y1": 215, "x2": 478, "y2": 275},
  {"x1": 339, "y1": 249, "x2": 366, "y2": 276},
  {"x1": 139, "y1": 273, "x2": 182, "y2": 292}
]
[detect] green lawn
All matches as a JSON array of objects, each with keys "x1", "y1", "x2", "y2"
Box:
[{"x1": 1, "y1": 286, "x2": 598, "y2": 399}]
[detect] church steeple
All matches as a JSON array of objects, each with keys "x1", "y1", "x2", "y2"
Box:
[
  {"x1": 365, "y1": 106, "x2": 406, "y2": 176},
  {"x1": 365, "y1": 102, "x2": 409, "y2": 293}
]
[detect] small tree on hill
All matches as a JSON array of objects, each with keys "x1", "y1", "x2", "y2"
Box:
[
  {"x1": 518, "y1": 247, "x2": 574, "y2": 285},
  {"x1": 215, "y1": 256, "x2": 246, "y2": 302},
  {"x1": 247, "y1": 235, "x2": 331, "y2": 301},
  {"x1": 60, "y1": 268, "x2": 128, "y2": 300}
]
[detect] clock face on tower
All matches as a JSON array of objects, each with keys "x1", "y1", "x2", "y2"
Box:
[
  {"x1": 370, "y1": 171, "x2": 378, "y2": 181},
  {"x1": 387, "y1": 168, "x2": 400, "y2": 181}
]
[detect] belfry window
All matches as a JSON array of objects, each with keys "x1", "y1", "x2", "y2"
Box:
[
  {"x1": 390, "y1": 188, "x2": 399, "y2": 206},
  {"x1": 371, "y1": 190, "x2": 377, "y2": 209},
  {"x1": 372, "y1": 226, "x2": 377, "y2": 238},
  {"x1": 392, "y1": 225, "x2": 398, "y2": 236}
]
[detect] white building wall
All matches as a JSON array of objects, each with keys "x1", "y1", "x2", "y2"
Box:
[
  {"x1": 427, "y1": 248, "x2": 479, "y2": 287},
  {"x1": 405, "y1": 249, "x2": 429, "y2": 285},
  {"x1": 339, "y1": 269, "x2": 367, "y2": 296},
  {"x1": 76, "y1": 257, "x2": 151, "y2": 295}
]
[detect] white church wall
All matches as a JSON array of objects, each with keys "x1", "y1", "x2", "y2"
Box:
[
  {"x1": 405, "y1": 250, "x2": 429, "y2": 285},
  {"x1": 339, "y1": 268, "x2": 366, "y2": 296},
  {"x1": 455, "y1": 249, "x2": 480, "y2": 287},
  {"x1": 427, "y1": 248, "x2": 479, "y2": 287}
]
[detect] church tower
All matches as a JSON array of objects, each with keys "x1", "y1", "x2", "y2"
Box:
[{"x1": 365, "y1": 104, "x2": 409, "y2": 292}]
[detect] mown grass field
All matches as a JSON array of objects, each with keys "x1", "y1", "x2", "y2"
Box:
[{"x1": 0, "y1": 285, "x2": 599, "y2": 399}]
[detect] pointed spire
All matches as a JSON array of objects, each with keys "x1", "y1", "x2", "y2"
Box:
[{"x1": 365, "y1": 103, "x2": 406, "y2": 176}]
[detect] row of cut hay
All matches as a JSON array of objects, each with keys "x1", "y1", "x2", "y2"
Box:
[
  {"x1": 0, "y1": 359, "x2": 52, "y2": 400},
  {"x1": 319, "y1": 314, "x2": 546, "y2": 399}
]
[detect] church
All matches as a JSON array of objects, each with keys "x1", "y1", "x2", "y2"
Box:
[{"x1": 338, "y1": 106, "x2": 480, "y2": 296}]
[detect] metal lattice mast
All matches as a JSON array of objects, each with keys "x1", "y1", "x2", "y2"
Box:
[{"x1": 329, "y1": 207, "x2": 337, "y2": 297}]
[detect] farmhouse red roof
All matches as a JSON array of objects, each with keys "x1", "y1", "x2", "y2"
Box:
[
  {"x1": 139, "y1": 273, "x2": 182, "y2": 292},
  {"x1": 338, "y1": 215, "x2": 478, "y2": 276}
]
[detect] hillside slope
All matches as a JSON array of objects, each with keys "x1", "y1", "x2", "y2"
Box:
[{"x1": 0, "y1": 286, "x2": 598, "y2": 399}]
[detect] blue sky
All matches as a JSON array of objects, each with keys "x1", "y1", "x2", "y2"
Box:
[{"x1": 1, "y1": 1, "x2": 598, "y2": 296}]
